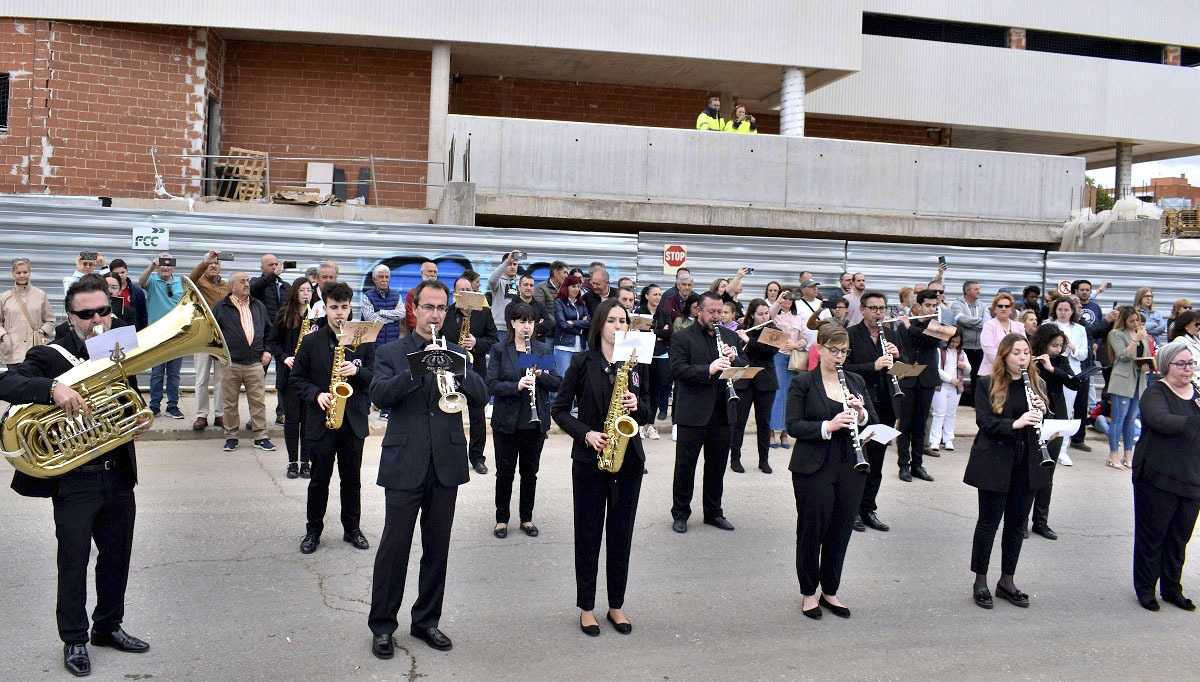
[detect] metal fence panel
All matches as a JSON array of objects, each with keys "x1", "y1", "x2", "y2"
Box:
[
  {"x1": 845, "y1": 240, "x2": 1047, "y2": 304},
  {"x1": 1043, "y1": 251, "x2": 1200, "y2": 314}
]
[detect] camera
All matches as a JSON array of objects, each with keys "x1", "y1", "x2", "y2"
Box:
[
  {"x1": 159, "y1": 257, "x2": 177, "y2": 267},
  {"x1": 282, "y1": 260, "x2": 298, "y2": 270},
  {"x1": 217, "y1": 252, "x2": 235, "y2": 261},
  {"x1": 79, "y1": 251, "x2": 99, "y2": 262},
  {"x1": 511, "y1": 250, "x2": 527, "y2": 261}
]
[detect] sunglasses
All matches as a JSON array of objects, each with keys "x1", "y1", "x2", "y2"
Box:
[
  {"x1": 70, "y1": 305, "x2": 112, "y2": 319},
  {"x1": 995, "y1": 304, "x2": 1012, "y2": 309}
]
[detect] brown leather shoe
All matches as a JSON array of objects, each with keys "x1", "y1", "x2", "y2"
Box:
[
  {"x1": 192, "y1": 417, "x2": 208, "y2": 431},
  {"x1": 213, "y1": 416, "x2": 224, "y2": 428}
]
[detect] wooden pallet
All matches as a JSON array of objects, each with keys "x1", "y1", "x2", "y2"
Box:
[{"x1": 218, "y1": 147, "x2": 268, "y2": 201}]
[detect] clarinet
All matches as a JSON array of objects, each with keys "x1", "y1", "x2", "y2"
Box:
[
  {"x1": 1020, "y1": 367, "x2": 1056, "y2": 469},
  {"x1": 523, "y1": 332, "x2": 539, "y2": 424},
  {"x1": 836, "y1": 365, "x2": 871, "y2": 472},
  {"x1": 712, "y1": 323, "x2": 739, "y2": 403},
  {"x1": 879, "y1": 330, "x2": 904, "y2": 398}
]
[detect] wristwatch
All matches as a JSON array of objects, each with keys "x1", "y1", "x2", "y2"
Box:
[{"x1": 49, "y1": 379, "x2": 59, "y2": 401}]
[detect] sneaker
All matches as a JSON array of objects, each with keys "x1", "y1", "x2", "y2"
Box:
[
  {"x1": 638, "y1": 425, "x2": 648, "y2": 439},
  {"x1": 647, "y1": 424, "x2": 660, "y2": 440},
  {"x1": 253, "y1": 438, "x2": 277, "y2": 451},
  {"x1": 299, "y1": 462, "x2": 312, "y2": 478},
  {"x1": 286, "y1": 463, "x2": 299, "y2": 479},
  {"x1": 149, "y1": 407, "x2": 161, "y2": 416},
  {"x1": 165, "y1": 406, "x2": 185, "y2": 419},
  {"x1": 1057, "y1": 452, "x2": 1074, "y2": 467},
  {"x1": 943, "y1": 441, "x2": 955, "y2": 451},
  {"x1": 223, "y1": 439, "x2": 238, "y2": 452},
  {"x1": 671, "y1": 424, "x2": 677, "y2": 442}
]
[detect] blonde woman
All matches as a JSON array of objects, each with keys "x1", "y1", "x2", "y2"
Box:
[
  {"x1": 0, "y1": 258, "x2": 57, "y2": 368},
  {"x1": 979, "y1": 293, "x2": 1024, "y2": 376},
  {"x1": 1107, "y1": 307, "x2": 1151, "y2": 469},
  {"x1": 1134, "y1": 287, "x2": 1166, "y2": 344}
]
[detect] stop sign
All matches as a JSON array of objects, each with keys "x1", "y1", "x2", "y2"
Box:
[{"x1": 663, "y1": 244, "x2": 687, "y2": 274}]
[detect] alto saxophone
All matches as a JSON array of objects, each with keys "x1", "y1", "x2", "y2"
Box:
[
  {"x1": 293, "y1": 306, "x2": 312, "y2": 357},
  {"x1": 598, "y1": 350, "x2": 640, "y2": 473},
  {"x1": 325, "y1": 321, "x2": 354, "y2": 430}
]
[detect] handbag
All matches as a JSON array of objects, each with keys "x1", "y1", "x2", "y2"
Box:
[{"x1": 788, "y1": 348, "x2": 807, "y2": 373}]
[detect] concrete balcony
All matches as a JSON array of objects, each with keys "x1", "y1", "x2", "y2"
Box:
[{"x1": 448, "y1": 114, "x2": 1084, "y2": 246}]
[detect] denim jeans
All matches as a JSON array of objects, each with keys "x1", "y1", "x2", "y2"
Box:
[
  {"x1": 551, "y1": 348, "x2": 579, "y2": 403},
  {"x1": 1108, "y1": 394, "x2": 1140, "y2": 452},
  {"x1": 149, "y1": 357, "x2": 183, "y2": 410}
]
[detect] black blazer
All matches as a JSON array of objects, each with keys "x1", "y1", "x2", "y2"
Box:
[
  {"x1": 267, "y1": 318, "x2": 316, "y2": 391},
  {"x1": 1040, "y1": 354, "x2": 1087, "y2": 420},
  {"x1": 963, "y1": 377, "x2": 1052, "y2": 493},
  {"x1": 845, "y1": 321, "x2": 901, "y2": 407},
  {"x1": 287, "y1": 324, "x2": 376, "y2": 440},
  {"x1": 1132, "y1": 381, "x2": 1200, "y2": 498},
  {"x1": 440, "y1": 307, "x2": 499, "y2": 376},
  {"x1": 784, "y1": 369, "x2": 878, "y2": 475},
  {"x1": 737, "y1": 328, "x2": 779, "y2": 392},
  {"x1": 551, "y1": 348, "x2": 652, "y2": 464},
  {"x1": 0, "y1": 320, "x2": 138, "y2": 498},
  {"x1": 669, "y1": 322, "x2": 748, "y2": 426},
  {"x1": 370, "y1": 332, "x2": 488, "y2": 490},
  {"x1": 486, "y1": 340, "x2": 563, "y2": 434},
  {"x1": 504, "y1": 298, "x2": 556, "y2": 342},
  {"x1": 897, "y1": 319, "x2": 941, "y2": 389}
]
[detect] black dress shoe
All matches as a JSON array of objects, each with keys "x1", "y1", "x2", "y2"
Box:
[
  {"x1": 1032, "y1": 525, "x2": 1058, "y2": 540},
  {"x1": 730, "y1": 460, "x2": 745, "y2": 473},
  {"x1": 63, "y1": 643, "x2": 90, "y2": 677},
  {"x1": 1020, "y1": 527, "x2": 1030, "y2": 539},
  {"x1": 606, "y1": 612, "x2": 633, "y2": 634},
  {"x1": 299, "y1": 462, "x2": 312, "y2": 479},
  {"x1": 802, "y1": 603, "x2": 822, "y2": 620},
  {"x1": 759, "y1": 462, "x2": 773, "y2": 474},
  {"x1": 286, "y1": 463, "x2": 299, "y2": 479},
  {"x1": 898, "y1": 466, "x2": 913, "y2": 482},
  {"x1": 995, "y1": 584, "x2": 1030, "y2": 607},
  {"x1": 90, "y1": 627, "x2": 149, "y2": 653},
  {"x1": 300, "y1": 532, "x2": 320, "y2": 554},
  {"x1": 579, "y1": 615, "x2": 600, "y2": 637},
  {"x1": 410, "y1": 625, "x2": 452, "y2": 651},
  {"x1": 973, "y1": 586, "x2": 994, "y2": 609},
  {"x1": 861, "y1": 512, "x2": 890, "y2": 532},
  {"x1": 819, "y1": 595, "x2": 851, "y2": 618},
  {"x1": 1071, "y1": 441, "x2": 1092, "y2": 452},
  {"x1": 672, "y1": 519, "x2": 687, "y2": 534},
  {"x1": 852, "y1": 517, "x2": 866, "y2": 532},
  {"x1": 703, "y1": 516, "x2": 735, "y2": 531},
  {"x1": 1162, "y1": 593, "x2": 1197, "y2": 611},
  {"x1": 1139, "y1": 595, "x2": 1161, "y2": 611},
  {"x1": 472, "y1": 461, "x2": 488, "y2": 475},
  {"x1": 371, "y1": 633, "x2": 395, "y2": 659},
  {"x1": 911, "y1": 466, "x2": 934, "y2": 482},
  {"x1": 344, "y1": 529, "x2": 370, "y2": 550}
]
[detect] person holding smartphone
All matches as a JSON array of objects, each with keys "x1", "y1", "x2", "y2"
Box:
[
  {"x1": 63, "y1": 251, "x2": 109, "y2": 294},
  {"x1": 488, "y1": 250, "x2": 522, "y2": 344},
  {"x1": 137, "y1": 253, "x2": 185, "y2": 419}
]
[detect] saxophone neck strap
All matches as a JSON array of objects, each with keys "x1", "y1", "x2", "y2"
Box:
[{"x1": 49, "y1": 341, "x2": 86, "y2": 368}]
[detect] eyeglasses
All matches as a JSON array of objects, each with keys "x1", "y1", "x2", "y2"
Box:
[
  {"x1": 1168, "y1": 361, "x2": 1193, "y2": 370},
  {"x1": 864, "y1": 306, "x2": 886, "y2": 312},
  {"x1": 824, "y1": 347, "x2": 849, "y2": 357},
  {"x1": 995, "y1": 304, "x2": 1012, "y2": 309},
  {"x1": 418, "y1": 304, "x2": 449, "y2": 313},
  {"x1": 70, "y1": 305, "x2": 112, "y2": 319}
]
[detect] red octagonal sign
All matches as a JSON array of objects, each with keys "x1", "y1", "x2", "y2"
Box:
[{"x1": 664, "y1": 244, "x2": 687, "y2": 269}]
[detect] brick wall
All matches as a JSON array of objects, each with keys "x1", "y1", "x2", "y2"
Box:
[
  {"x1": 0, "y1": 20, "x2": 206, "y2": 196},
  {"x1": 219, "y1": 42, "x2": 431, "y2": 207},
  {"x1": 756, "y1": 113, "x2": 952, "y2": 146}
]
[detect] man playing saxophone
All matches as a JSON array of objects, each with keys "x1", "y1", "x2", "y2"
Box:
[
  {"x1": 289, "y1": 283, "x2": 375, "y2": 555},
  {"x1": 0, "y1": 274, "x2": 151, "y2": 677}
]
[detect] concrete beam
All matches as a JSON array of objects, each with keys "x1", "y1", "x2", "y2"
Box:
[{"x1": 110, "y1": 198, "x2": 435, "y2": 224}]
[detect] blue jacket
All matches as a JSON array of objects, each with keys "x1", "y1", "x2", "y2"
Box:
[
  {"x1": 363, "y1": 286, "x2": 403, "y2": 345},
  {"x1": 553, "y1": 297, "x2": 590, "y2": 350}
]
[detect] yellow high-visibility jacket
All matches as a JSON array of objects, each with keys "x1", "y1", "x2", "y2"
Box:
[
  {"x1": 695, "y1": 107, "x2": 726, "y2": 132},
  {"x1": 723, "y1": 118, "x2": 758, "y2": 134}
]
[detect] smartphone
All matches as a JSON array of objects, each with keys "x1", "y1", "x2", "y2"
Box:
[
  {"x1": 217, "y1": 252, "x2": 235, "y2": 261},
  {"x1": 938, "y1": 256, "x2": 947, "y2": 266},
  {"x1": 1112, "y1": 301, "x2": 1119, "y2": 310},
  {"x1": 159, "y1": 257, "x2": 177, "y2": 267},
  {"x1": 781, "y1": 292, "x2": 793, "y2": 300},
  {"x1": 744, "y1": 267, "x2": 755, "y2": 275},
  {"x1": 80, "y1": 251, "x2": 99, "y2": 261},
  {"x1": 511, "y1": 250, "x2": 527, "y2": 261},
  {"x1": 282, "y1": 260, "x2": 298, "y2": 270}
]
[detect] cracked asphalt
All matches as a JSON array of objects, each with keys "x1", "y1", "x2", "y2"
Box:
[{"x1": 1, "y1": 407, "x2": 1198, "y2": 680}]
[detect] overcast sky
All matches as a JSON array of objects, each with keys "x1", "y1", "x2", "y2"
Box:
[{"x1": 1085, "y1": 154, "x2": 1200, "y2": 189}]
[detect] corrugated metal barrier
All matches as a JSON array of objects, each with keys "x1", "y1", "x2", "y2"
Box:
[{"x1": 845, "y1": 240, "x2": 1047, "y2": 304}]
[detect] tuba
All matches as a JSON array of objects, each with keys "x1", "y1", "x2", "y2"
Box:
[
  {"x1": 2, "y1": 277, "x2": 229, "y2": 478},
  {"x1": 598, "y1": 350, "x2": 639, "y2": 473},
  {"x1": 431, "y1": 324, "x2": 466, "y2": 413}
]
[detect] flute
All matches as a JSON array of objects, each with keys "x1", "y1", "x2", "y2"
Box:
[{"x1": 879, "y1": 312, "x2": 938, "y2": 324}]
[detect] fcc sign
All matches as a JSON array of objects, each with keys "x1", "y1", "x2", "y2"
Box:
[{"x1": 132, "y1": 226, "x2": 169, "y2": 250}]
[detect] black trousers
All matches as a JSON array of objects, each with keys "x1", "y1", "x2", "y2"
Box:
[
  {"x1": 1032, "y1": 438, "x2": 1063, "y2": 529},
  {"x1": 368, "y1": 467, "x2": 459, "y2": 634},
  {"x1": 971, "y1": 472, "x2": 1036, "y2": 576},
  {"x1": 305, "y1": 428, "x2": 363, "y2": 535},
  {"x1": 963, "y1": 349, "x2": 983, "y2": 407},
  {"x1": 731, "y1": 385, "x2": 774, "y2": 466},
  {"x1": 573, "y1": 459, "x2": 643, "y2": 611},
  {"x1": 860, "y1": 397, "x2": 894, "y2": 515},
  {"x1": 1070, "y1": 374, "x2": 1091, "y2": 444},
  {"x1": 468, "y1": 403, "x2": 487, "y2": 465},
  {"x1": 52, "y1": 467, "x2": 136, "y2": 644},
  {"x1": 672, "y1": 413, "x2": 731, "y2": 522},
  {"x1": 650, "y1": 357, "x2": 671, "y2": 414},
  {"x1": 1133, "y1": 478, "x2": 1200, "y2": 600},
  {"x1": 792, "y1": 457, "x2": 867, "y2": 596},
  {"x1": 280, "y1": 387, "x2": 309, "y2": 464},
  {"x1": 494, "y1": 428, "x2": 545, "y2": 523},
  {"x1": 895, "y1": 385, "x2": 934, "y2": 469}
]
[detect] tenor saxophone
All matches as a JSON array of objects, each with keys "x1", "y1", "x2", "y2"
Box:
[
  {"x1": 325, "y1": 322, "x2": 353, "y2": 430},
  {"x1": 598, "y1": 350, "x2": 639, "y2": 473},
  {"x1": 293, "y1": 307, "x2": 312, "y2": 357}
]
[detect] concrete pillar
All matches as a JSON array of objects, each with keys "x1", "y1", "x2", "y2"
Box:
[
  {"x1": 1115, "y1": 141, "x2": 1134, "y2": 199},
  {"x1": 426, "y1": 43, "x2": 451, "y2": 209},
  {"x1": 1163, "y1": 45, "x2": 1181, "y2": 65},
  {"x1": 1007, "y1": 28, "x2": 1026, "y2": 49},
  {"x1": 719, "y1": 91, "x2": 734, "y2": 126},
  {"x1": 779, "y1": 67, "x2": 805, "y2": 137}
]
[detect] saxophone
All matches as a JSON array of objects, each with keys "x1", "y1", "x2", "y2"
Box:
[
  {"x1": 598, "y1": 349, "x2": 640, "y2": 473},
  {"x1": 457, "y1": 310, "x2": 474, "y2": 364},
  {"x1": 293, "y1": 306, "x2": 312, "y2": 357},
  {"x1": 325, "y1": 322, "x2": 354, "y2": 430}
]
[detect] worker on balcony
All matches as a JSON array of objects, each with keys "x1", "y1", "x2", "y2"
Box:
[
  {"x1": 724, "y1": 106, "x2": 758, "y2": 134},
  {"x1": 695, "y1": 96, "x2": 726, "y2": 132}
]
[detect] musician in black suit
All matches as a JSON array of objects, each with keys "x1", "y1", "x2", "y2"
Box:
[
  {"x1": 844, "y1": 291, "x2": 902, "y2": 532},
  {"x1": 551, "y1": 297, "x2": 653, "y2": 636},
  {"x1": 0, "y1": 275, "x2": 151, "y2": 677},
  {"x1": 894, "y1": 289, "x2": 941, "y2": 482},
  {"x1": 965, "y1": 333, "x2": 1053, "y2": 610},
  {"x1": 289, "y1": 283, "x2": 375, "y2": 555},
  {"x1": 487, "y1": 303, "x2": 562, "y2": 538},
  {"x1": 729, "y1": 299, "x2": 779, "y2": 474},
  {"x1": 441, "y1": 276, "x2": 500, "y2": 476},
  {"x1": 786, "y1": 324, "x2": 877, "y2": 620},
  {"x1": 367, "y1": 279, "x2": 488, "y2": 657},
  {"x1": 669, "y1": 291, "x2": 747, "y2": 533}
]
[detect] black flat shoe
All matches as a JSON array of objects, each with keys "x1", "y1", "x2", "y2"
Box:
[
  {"x1": 802, "y1": 603, "x2": 822, "y2": 620},
  {"x1": 672, "y1": 519, "x2": 687, "y2": 534},
  {"x1": 606, "y1": 612, "x2": 633, "y2": 634},
  {"x1": 410, "y1": 625, "x2": 452, "y2": 651},
  {"x1": 63, "y1": 643, "x2": 90, "y2": 677},
  {"x1": 521, "y1": 523, "x2": 539, "y2": 537},
  {"x1": 703, "y1": 516, "x2": 735, "y2": 531},
  {"x1": 371, "y1": 633, "x2": 394, "y2": 659},
  {"x1": 90, "y1": 627, "x2": 149, "y2": 653},
  {"x1": 1162, "y1": 593, "x2": 1197, "y2": 611},
  {"x1": 861, "y1": 512, "x2": 890, "y2": 532},
  {"x1": 819, "y1": 595, "x2": 851, "y2": 618},
  {"x1": 759, "y1": 462, "x2": 773, "y2": 474},
  {"x1": 730, "y1": 460, "x2": 745, "y2": 473},
  {"x1": 494, "y1": 525, "x2": 508, "y2": 539},
  {"x1": 995, "y1": 584, "x2": 1030, "y2": 607},
  {"x1": 579, "y1": 615, "x2": 600, "y2": 637},
  {"x1": 300, "y1": 532, "x2": 319, "y2": 554},
  {"x1": 973, "y1": 587, "x2": 994, "y2": 609},
  {"x1": 852, "y1": 517, "x2": 866, "y2": 532},
  {"x1": 1139, "y1": 595, "x2": 1161, "y2": 611},
  {"x1": 344, "y1": 529, "x2": 370, "y2": 550}
]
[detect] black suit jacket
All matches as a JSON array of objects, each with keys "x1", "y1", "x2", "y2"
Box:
[
  {"x1": 737, "y1": 328, "x2": 779, "y2": 392},
  {"x1": 550, "y1": 348, "x2": 652, "y2": 464},
  {"x1": 486, "y1": 340, "x2": 563, "y2": 434},
  {"x1": 963, "y1": 377, "x2": 1052, "y2": 493},
  {"x1": 845, "y1": 321, "x2": 901, "y2": 410},
  {"x1": 440, "y1": 307, "x2": 499, "y2": 376},
  {"x1": 287, "y1": 324, "x2": 375, "y2": 440},
  {"x1": 669, "y1": 322, "x2": 747, "y2": 426},
  {"x1": 0, "y1": 321, "x2": 139, "y2": 497},
  {"x1": 370, "y1": 333, "x2": 488, "y2": 490},
  {"x1": 897, "y1": 319, "x2": 941, "y2": 389},
  {"x1": 784, "y1": 369, "x2": 878, "y2": 475},
  {"x1": 1041, "y1": 354, "x2": 1087, "y2": 419}
]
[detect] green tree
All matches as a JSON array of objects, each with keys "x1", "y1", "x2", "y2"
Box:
[{"x1": 1085, "y1": 175, "x2": 1115, "y2": 212}]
